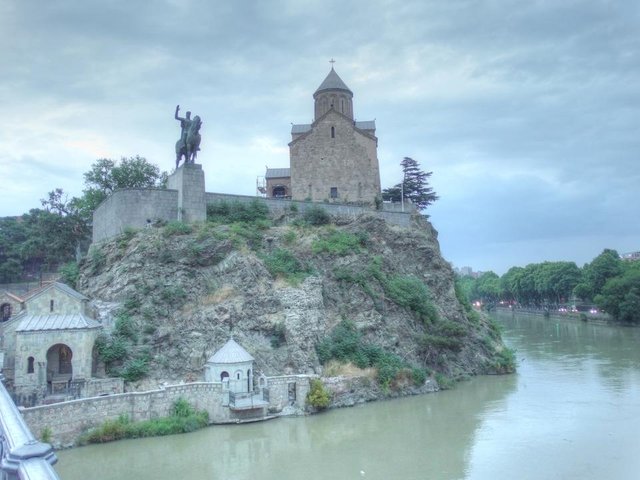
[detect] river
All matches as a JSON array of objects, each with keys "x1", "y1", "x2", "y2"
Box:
[{"x1": 56, "y1": 311, "x2": 640, "y2": 479}]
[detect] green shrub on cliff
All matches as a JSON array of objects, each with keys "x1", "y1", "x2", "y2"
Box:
[
  {"x1": 316, "y1": 320, "x2": 427, "y2": 388},
  {"x1": 261, "y1": 248, "x2": 311, "y2": 284},
  {"x1": 207, "y1": 199, "x2": 270, "y2": 224},
  {"x1": 306, "y1": 379, "x2": 331, "y2": 409},
  {"x1": 312, "y1": 230, "x2": 364, "y2": 256}
]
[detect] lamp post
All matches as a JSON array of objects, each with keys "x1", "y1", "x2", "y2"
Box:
[{"x1": 400, "y1": 171, "x2": 406, "y2": 212}]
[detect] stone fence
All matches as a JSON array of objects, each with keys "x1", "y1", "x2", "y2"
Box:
[{"x1": 21, "y1": 376, "x2": 314, "y2": 447}]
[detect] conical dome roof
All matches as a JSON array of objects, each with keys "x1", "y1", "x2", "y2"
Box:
[
  {"x1": 315, "y1": 68, "x2": 352, "y2": 95},
  {"x1": 208, "y1": 337, "x2": 254, "y2": 364}
]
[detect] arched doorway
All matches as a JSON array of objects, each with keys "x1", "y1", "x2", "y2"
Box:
[
  {"x1": 47, "y1": 343, "x2": 73, "y2": 375},
  {"x1": 46, "y1": 343, "x2": 73, "y2": 394},
  {"x1": 272, "y1": 185, "x2": 286, "y2": 198}
]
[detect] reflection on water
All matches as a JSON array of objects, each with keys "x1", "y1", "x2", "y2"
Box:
[{"x1": 57, "y1": 313, "x2": 640, "y2": 480}]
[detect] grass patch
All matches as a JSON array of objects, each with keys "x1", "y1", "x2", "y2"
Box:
[
  {"x1": 312, "y1": 230, "x2": 365, "y2": 256},
  {"x1": 207, "y1": 199, "x2": 270, "y2": 224},
  {"x1": 163, "y1": 221, "x2": 193, "y2": 237},
  {"x1": 261, "y1": 248, "x2": 311, "y2": 285},
  {"x1": 323, "y1": 360, "x2": 377, "y2": 378},
  {"x1": 78, "y1": 399, "x2": 209, "y2": 445}
]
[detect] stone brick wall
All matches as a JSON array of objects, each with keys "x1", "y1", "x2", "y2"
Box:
[
  {"x1": 166, "y1": 163, "x2": 206, "y2": 223},
  {"x1": 92, "y1": 189, "x2": 178, "y2": 243},
  {"x1": 205, "y1": 192, "x2": 415, "y2": 228},
  {"x1": 265, "y1": 375, "x2": 311, "y2": 413},
  {"x1": 290, "y1": 112, "x2": 380, "y2": 204},
  {"x1": 22, "y1": 382, "x2": 229, "y2": 446},
  {"x1": 25, "y1": 287, "x2": 84, "y2": 316}
]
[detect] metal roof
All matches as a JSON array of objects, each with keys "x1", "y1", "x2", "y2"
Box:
[
  {"x1": 291, "y1": 124, "x2": 312, "y2": 134},
  {"x1": 16, "y1": 314, "x2": 101, "y2": 332},
  {"x1": 265, "y1": 168, "x2": 291, "y2": 179},
  {"x1": 355, "y1": 120, "x2": 376, "y2": 131},
  {"x1": 208, "y1": 338, "x2": 254, "y2": 364},
  {"x1": 315, "y1": 68, "x2": 352, "y2": 95}
]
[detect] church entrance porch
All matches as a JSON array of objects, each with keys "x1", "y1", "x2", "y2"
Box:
[{"x1": 46, "y1": 343, "x2": 73, "y2": 394}]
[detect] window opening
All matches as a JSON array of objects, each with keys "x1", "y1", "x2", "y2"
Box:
[
  {"x1": 330, "y1": 187, "x2": 338, "y2": 199},
  {"x1": 50, "y1": 299, "x2": 54, "y2": 312},
  {"x1": 331, "y1": 126, "x2": 335, "y2": 138},
  {"x1": 27, "y1": 356, "x2": 34, "y2": 374},
  {"x1": 0, "y1": 303, "x2": 11, "y2": 322}
]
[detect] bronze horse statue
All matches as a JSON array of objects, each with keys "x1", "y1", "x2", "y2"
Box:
[{"x1": 175, "y1": 115, "x2": 202, "y2": 168}]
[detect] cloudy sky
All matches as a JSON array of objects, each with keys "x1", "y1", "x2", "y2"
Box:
[{"x1": 1, "y1": 0, "x2": 638, "y2": 274}]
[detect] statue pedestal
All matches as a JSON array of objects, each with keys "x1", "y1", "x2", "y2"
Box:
[{"x1": 167, "y1": 163, "x2": 206, "y2": 223}]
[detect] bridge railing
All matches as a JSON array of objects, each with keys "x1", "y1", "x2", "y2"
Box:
[{"x1": 0, "y1": 377, "x2": 59, "y2": 480}]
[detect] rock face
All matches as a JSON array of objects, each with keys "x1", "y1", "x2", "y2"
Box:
[{"x1": 77, "y1": 212, "x2": 510, "y2": 390}]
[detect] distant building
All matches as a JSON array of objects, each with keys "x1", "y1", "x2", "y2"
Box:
[
  {"x1": 260, "y1": 66, "x2": 381, "y2": 205},
  {"x1": 620, "y1": 251, "x2": 640, "y2": 262}
]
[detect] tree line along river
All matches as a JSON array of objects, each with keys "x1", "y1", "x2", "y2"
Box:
[{"x1": 56, "y1": 311, "x2": 640, "y2": 480}]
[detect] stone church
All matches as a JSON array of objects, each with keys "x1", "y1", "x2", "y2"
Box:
[
  {"x1": 0, "y1": 282, "x2": 122, "y2": 406},
  {"x1": 262, "y1": 67, "x2": 381, "y2": 204}
]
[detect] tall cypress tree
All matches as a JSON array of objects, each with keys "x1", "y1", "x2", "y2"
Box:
[{"x1": 382, "y1": 157, "x2": 439, "y2": 210}]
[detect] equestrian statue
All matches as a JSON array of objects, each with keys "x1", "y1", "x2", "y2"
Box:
[{"x1": 175, "y1": 105, "x2": 202, "y2": 168}]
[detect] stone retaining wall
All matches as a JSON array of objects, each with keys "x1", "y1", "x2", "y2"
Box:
[
  {"x1": 206, "y1": 192, "x2": 416, "y2": 229},
  {"x1": 22, "y1": 382, "x2": 228, "y2": 447},
  {"x1": 20, "y1": 376, "x2": 313, "y2": 447},
  {"x1": 92, "y1": 188, "x2": 178, "y2": 243}
]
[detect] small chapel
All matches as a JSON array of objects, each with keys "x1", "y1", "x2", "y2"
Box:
[{"x1": 261, "y1": 65, "x2": 381, "y2": 205}]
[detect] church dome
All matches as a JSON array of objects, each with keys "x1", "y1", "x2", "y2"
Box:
[
  {"x1": 208, "y1": 337, "x2": 254, "y2": 364},
  {"x1": 313, "y1": 67, "x2": 354, "y2": 120},
  {"x1": 314, "y1": 67, "x2": 353, "y2": 96}
]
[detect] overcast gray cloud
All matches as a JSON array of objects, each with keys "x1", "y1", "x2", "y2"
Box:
[{"x1": 1, "y1": 0, "x2": 638, "y2": 274}]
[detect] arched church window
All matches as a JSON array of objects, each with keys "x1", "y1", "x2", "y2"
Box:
[
  {"x1": 50, "y1": 299, "x2": 54, "y2": 312},
  {"x1": 331, "y1": 126, "x2": 335, "y2": 138},
  {"x1": 27, "y1": 357, "x2": 34, "y2": 374}
]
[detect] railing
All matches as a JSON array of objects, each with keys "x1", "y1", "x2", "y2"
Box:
[
  {"x1": 228, "y1": 388, "x2": 269, "y2": 410},
  {"x1": 0, "y1": 376, "x2": 59, "y2": 480}
]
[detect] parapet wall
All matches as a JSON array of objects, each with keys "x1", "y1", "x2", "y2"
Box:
[
  {"x1": 92, "y1": 172, "x2": 420, "y2": 244},
  {"x1": 22, "y1": 382, "x2": 228, "y2": 446},
  {"x1": 21, "y1": 376, "x2": 314, "y2": 447},
  {"x1": 92, "y1": 188, "x2": 178, "y2": 243},
  {"x1": 206, "y1": 192, "x2": 417, "y2": 229}
]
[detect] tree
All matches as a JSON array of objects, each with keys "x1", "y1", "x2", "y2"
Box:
[
  {"x1": 476, "y1": 271, "x2": 502, "y2": 303},
  {"x1": 573, "y1": 249, "x2": 623, "y2": 301},
  {"x1": 594, "y1": 265, "x2": 640, "y2": 323},
  {"x1": 382, "y1": 157, "x2": 438, "y2": 210},
  {"x1": 77, "y1": 156, "x2": 168, "y2": 219},
  {"x1": 0, "y1": 156, "x2": 166, "y2": 282}
]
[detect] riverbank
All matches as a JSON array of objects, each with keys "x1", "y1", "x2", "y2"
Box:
[{"x1": 494, "y1": 306, "x2": 613, "y2": 325}]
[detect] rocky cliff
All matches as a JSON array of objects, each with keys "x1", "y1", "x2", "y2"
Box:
[{"x1": 77, "y1": 206, "x2": 513, "y2": 393}]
